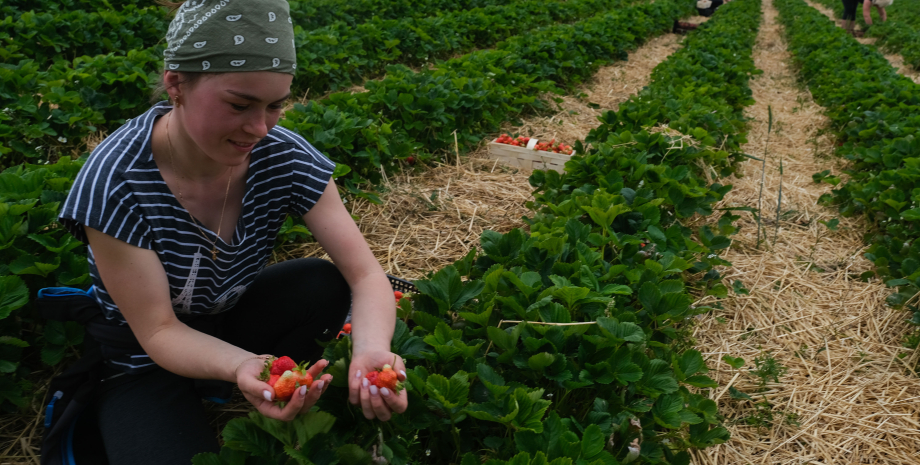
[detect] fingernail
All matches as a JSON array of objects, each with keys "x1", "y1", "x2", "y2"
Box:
[
  {"x1": 381, "y1": 387, "x2": 390, "y2": 397},
  {"x1": 315, "y1": 380, "x2": 325, "y2": 391},
  {"x1": 300, "y1": 385, "x2": 307, "y2": 396},
  {"x1": 263, "y1": 390, "x2": 272, "y2": 401},
  {"x1": 400, "y1": 370, "x2": 407, "y2": 378},
  {"x1": 370, "y1": 385, "x2": 378, "y2": 396},
  {"x1": 355, "y1": 370, "x2": 362, "y2": 378},
  {"x1": 362, "y1": 378, "x2": 368, "y2": 388}
]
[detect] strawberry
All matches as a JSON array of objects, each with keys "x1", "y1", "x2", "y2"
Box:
[
  {"x1": 365, "y1": 370, "x2": 378, "y2": 386},
  {"x1": 293, "y1": 362, "x2": 313, "y2": 389},
  {"x1": 270, "y1": 356, "x2": 296, "y2": 376},
  {"x1": 272, "y1": 370, "x2": 298, "y2": 401},
  {"x1": 365, "y1": 363, "x2": 403, "y2": 393},
  {"x1": 376, "y1": 364, "x2": 399, "y2": 391},
  {"x1": 394, "y1": 290, "x2": 403, "y2": 301},
  {"x1": 269, "y1": 374, "x2": 280, "y2": 386},
  {"x1": 343, "y1": 323, "x2": 352, "y2": 334}
]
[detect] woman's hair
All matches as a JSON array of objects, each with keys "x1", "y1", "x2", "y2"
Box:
[{"x1": 149, "y1": 72, "x2": 223, "y2": 104}]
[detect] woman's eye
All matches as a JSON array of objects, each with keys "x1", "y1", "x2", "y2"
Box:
[
  {"x1": 231, "y1": 104, "x2": 248, "y2": 111},
  {"x1": 269, "y1": 104, "x2": 283, "y2": 110}
]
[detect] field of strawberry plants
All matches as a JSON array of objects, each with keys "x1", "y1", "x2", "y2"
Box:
[
  {"x1": 813, "y1": 0, "x2": 920, "y2": 69},
  {"x1": 776, "y1": 0, "x2": 920, "y2": 349},
  {"x1": 190, "y1": 0, "x2": 764, "y2": 463},
  {"x1": 0, "y1": 0, "x2": 777, "y2": 462}
]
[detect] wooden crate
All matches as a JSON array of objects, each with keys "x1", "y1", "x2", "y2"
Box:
[{"x1": 487, "y1": 139, "x2": 574, "y2": 173}]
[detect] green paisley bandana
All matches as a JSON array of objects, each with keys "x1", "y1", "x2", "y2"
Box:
[{"x1": 163, "y1": 0, "x2": 297, "y2": 74}]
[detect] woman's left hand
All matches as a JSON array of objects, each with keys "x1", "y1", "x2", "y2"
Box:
[{"x1": 348, "y1": 350, "x2": 408, "y2": 421}]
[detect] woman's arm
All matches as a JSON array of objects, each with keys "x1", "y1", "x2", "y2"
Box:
[
  {"x1": 303, "y1": 180, "x2": 408, "y2": 421},
  {"x1": 85, "y1": 227, "x2": 330, "y2": 420}
]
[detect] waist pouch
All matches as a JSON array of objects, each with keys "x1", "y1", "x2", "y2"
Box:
[{"x1": 37, "y1": 287, "x2": 234, "y2": 465}]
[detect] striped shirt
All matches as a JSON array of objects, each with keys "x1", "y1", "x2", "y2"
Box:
[{"x1": 60, "y1": 101, "x2": 336, "y2": 331}]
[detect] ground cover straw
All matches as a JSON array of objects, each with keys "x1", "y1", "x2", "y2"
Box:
[{"x1": 691, "y1": 1, "x2": 920, "y2": 462}]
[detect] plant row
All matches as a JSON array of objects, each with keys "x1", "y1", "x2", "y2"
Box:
[
  {"x1": 0, "y1": 0, "x2": 623, "y2": 167},
  {"x1": 0, "y1": 0, "x2": 693, "y2": 414},
  {"x1": 195, "y1": 0, "x2": 764, "y2": 464},
  {"x1": 281, "y1": 0, "x2": 694, "y2": 196},
  {"x1": 813, "y1": 0, "x2": 920, "y2": 70},
  {"x1": 775, "y1": 0, "x2": 920, "y2": 347},
  {"x1": 291, "y1": 0, "x2": 627, "y2": 95},
  {"x1": 288, "y1": 0, "x2": 529, "y2": 30}
]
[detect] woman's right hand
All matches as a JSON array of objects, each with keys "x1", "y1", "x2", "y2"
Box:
[{"x1": 236, "y1": 357, "x2": 333, "y2": 421}]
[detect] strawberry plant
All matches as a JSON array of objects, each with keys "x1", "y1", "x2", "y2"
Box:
[{"x1": 0, "y1": 157, "x2": 88, "y2": 412}]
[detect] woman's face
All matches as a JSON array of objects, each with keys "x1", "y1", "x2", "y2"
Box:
[{"x1": 172, "y1": 71, "x2": 293, "y2": 167}]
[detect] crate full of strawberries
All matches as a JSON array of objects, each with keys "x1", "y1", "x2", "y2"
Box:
[{"x1": 488, "y1": 134, "x2": 575, "y2": 173}]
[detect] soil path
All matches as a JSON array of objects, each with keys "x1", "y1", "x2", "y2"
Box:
[
  {"x1": 805, "y1": 0, "x2": 920, "y2": 83},
  {"x1": 691, "y1": 0, "x2": 920, "y2": 463},
  {"x1": 290, "y1": 28, "x2": 697, "y2": 279}
]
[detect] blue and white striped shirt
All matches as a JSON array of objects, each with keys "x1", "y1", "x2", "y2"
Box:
[{"x1": 60, "y1": 102, "x2": 336, "y2": 328}]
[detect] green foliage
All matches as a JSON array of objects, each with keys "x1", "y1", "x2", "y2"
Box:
[
  {"x1": 281, "y1": 0, "x2": 691, "y2": 187},
  {"x1": 775, "y1": 0, "x2": 920, "y2": 351},
  {"x1": 0, "y1": 158, "x2": 88, "y2": 411},
  {"x1": 290, "y1": 0, "x2": 631, "y2": 96},
  {"x1": 212, "y1": 0, "x2": 762, "y2": 463}
]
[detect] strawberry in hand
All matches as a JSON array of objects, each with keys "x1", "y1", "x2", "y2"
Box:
[
  {"x1": 365, "y1": 363, "x2": 404, "y2": 393},
  {"x1": 260, "y1": 357, "x2": 314, "y2": 403}
]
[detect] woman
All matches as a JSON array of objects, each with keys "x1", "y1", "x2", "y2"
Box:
[{"x1": 57, "y1": 1, "x2": 407, "y2": 462}]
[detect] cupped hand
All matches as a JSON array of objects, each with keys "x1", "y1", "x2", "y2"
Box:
[
  {"x1": 237, "y1": 357, "x2": 333, "y2": 421},
  {"x1": 348, "y1": 351, "x2": 408, "y2": 421}
]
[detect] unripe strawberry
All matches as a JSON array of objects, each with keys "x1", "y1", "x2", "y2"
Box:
[{"x1": 272, "y1": 370, "x2": 298, "y2": 401}]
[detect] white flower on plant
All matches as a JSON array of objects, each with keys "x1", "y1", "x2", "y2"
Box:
[{"x1": 58, "y1": 136, "x2": 67, "y2": 143}]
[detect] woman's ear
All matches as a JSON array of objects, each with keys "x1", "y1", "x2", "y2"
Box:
[{"x1": 164, "y1": 71, "x2": 183, "y2": 105}]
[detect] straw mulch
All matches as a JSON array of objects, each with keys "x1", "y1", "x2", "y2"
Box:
[
  {"x1": 690, "y1": 1, "x2": 920, "y2": 463},
  {"x1": 806, "y1": 0, "x2": 920, "y2": 84}
]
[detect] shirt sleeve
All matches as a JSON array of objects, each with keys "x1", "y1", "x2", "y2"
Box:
[
  {"x1": 59, "y1": 152, "x2": 153, "y2": 249},
  {"x1": 284, "y1": 135, "x2": 337, "y2": 217}
]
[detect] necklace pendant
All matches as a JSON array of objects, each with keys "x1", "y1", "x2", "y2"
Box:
[{"x1": 212, "y1": 248, "x2": 217, "y2": 260}]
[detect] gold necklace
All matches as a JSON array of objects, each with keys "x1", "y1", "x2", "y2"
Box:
[{"x1": 165, "y1": 112, "x2": 233, "y2": 261}]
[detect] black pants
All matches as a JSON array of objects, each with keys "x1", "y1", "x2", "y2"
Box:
[
  {"x1": 842, "y1": 0, "x2": 859, "y2": 20},
  {"x1": 92, "y1": 258, "x2": 351, "y2": 464}
]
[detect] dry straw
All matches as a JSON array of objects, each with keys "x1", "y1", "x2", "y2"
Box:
[{"x1": 691, "y1": 1, "x2": 920, "y2": 463}]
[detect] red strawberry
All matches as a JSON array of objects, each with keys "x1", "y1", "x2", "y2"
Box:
[
  {"x1": 394, "y1": 290, "x2": 403, "y2": 302},
  {"x1": 365, "y1": 370, "x2": 379, "y2": 386},
  {"x1": 365, "y1": 364, "x2": 402, "y2": 392},
  {"x1": 270, "y1": 356, "x2": 296, "y2": 376},
  {"x1": 342, "y1": 323, "x2": 352, "y2": 334},
  {"x1": 269, "y1": 374, "x2": 280, "y2": 386},
  {"x1": 272, "y1": 370, "x2": 298, "y2": 401}
]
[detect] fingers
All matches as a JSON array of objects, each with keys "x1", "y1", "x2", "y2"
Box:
[
  {"x1": 358, "y1": 377, "x2": 393, "y2": 421},
  {"x1": 379, "y1": 384, "x2": 409, "y2": 414},
  {"x1": 349, "y1": 367, "x2": 362, "y2": 405},
  {"x1": 306, "y1": 359, "x2": 329, "y2": 378},
  {"x1": 298, "y1": 374, "x2": 332, "y2": 414}
]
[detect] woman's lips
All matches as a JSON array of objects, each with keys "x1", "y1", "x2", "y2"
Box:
[{"x1": 229, "y1": 139, "x2": 256, "y2": 151}]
